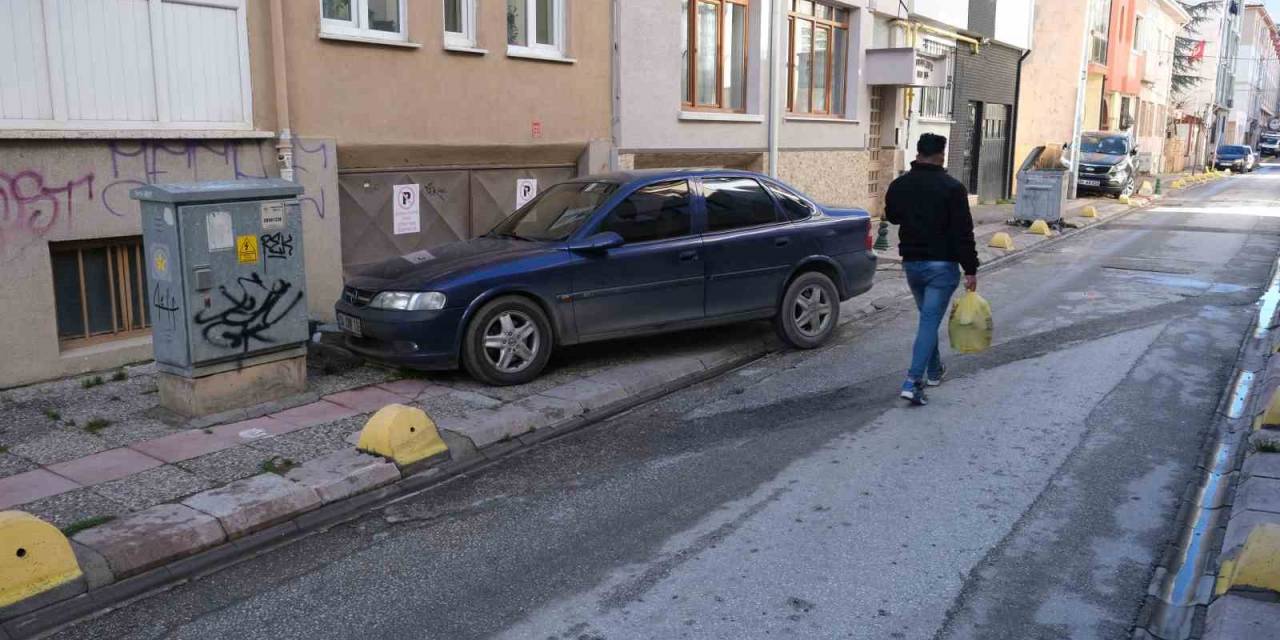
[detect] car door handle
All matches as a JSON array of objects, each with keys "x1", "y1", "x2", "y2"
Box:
[
  {"x1": 679, "y1": 250, "x2": 699, "y2": 262},
  {"x1": 775, "y1": 237, "x2": 791, "y2": 247}
]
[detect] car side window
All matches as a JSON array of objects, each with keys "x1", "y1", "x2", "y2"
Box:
[
  {"x1": 703, "y1": 177, "x2": 782, "y2": 232},
  {"x1": 598, "y1": 180, "x2": 694, "y2": 243},
  {"x1": 765, "y1": 183, "x2": 814, "y2": 221}
]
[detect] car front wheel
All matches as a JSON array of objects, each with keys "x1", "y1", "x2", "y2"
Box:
[
  {"x1": 775, "y1": 271, "x2": 841, "y2": 349},
  {"x1": 462, "y1": 296, "x2": 553, "y2": 386}
]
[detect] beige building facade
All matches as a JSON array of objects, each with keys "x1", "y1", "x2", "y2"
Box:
[
  {"x1": 1134, "y1": 0, "x2": 1190, "y2": 173},
  {"x1": 1014, "y1": 0, "x2": 1092, "y2": 178}
]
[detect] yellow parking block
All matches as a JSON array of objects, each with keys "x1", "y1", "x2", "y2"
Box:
[
  {"x1": 1118, "y1": 195, "x2": 1131, "y2": 205},
  {"x1": 1028, "y1": 220, "x2": 1052, "y2": 236},
  {"x1": 1261, "y1": 388, "x2": 1280, "y2": 429},
  {"x1": 988, "y1": 232, "x2": 1015, "y2": 250},
  {"x1": 0, "y1": 511, "x2": 82, "y2": 608},
  {"x1": 356, "y1": 403, "x2": 448, "y2": 466},
  {"x1": 1216, "y1": 523, "x2": 1280, "y2": 596},
  {"x1": 1080, "y1": 205, "x2": 1098, "y2": 218}
]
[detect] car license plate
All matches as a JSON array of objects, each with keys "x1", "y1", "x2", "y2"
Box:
[
  {"x1": 337, "y1": 313, "x2": 362, "y2": 337},
  {"x1": 1079, "y1": 179, "x2": 1100, "y2": 187}
]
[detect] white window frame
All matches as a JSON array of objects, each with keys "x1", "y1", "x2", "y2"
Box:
[
  {"x1": 507, "y1": 0, "x2": 569, "y2": 61},
  {"x1": 444, "y1": 0, "x2": 478, "y2": 49},
  {"x1": 0, "y1": 0, "x2": 253, "y2": 133},
  {"x1": 1133, "y1": 13, "x2": 1145, "y2": 54},
  {"x1": 320, "y1": 0, "x2": 408, "y2": 43},
  {"x1": 917, "y1": 38, "x2": 955, "y2": 122}
]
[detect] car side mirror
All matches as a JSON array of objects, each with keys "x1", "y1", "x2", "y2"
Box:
[{"x1": 568, "y1": 231, "x2": 624, "y2": 253}]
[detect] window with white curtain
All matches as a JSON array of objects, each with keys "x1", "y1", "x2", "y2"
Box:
[
  {"x1": 0, "y1": 0, "x2": 252, "y2": 131},
  {"x1": 444, "y1": 0, "x2": 477, "y2": 48},
  {"x1": 321, "y1": 0, "x2": 407, "y2": 42},
  {"x1": 507, "y1": 0, "x2": 567, "y2": 59}
]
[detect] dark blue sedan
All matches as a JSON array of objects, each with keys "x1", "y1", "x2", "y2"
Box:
[{"x1": 335, "y1": 169, "x2": 876, "y2": 385}]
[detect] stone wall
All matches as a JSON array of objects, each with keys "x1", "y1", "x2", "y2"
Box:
[{"x1": 777, "y1": 149, "x2": 872, "y2": 211}]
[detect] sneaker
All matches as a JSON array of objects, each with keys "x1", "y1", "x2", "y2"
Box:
[
  {"x1": 926, "y1": 365, "x2": 947, "y2": 387},
  {"x1": 900, "y1": 379, "x2": 928, "y2": 406}
]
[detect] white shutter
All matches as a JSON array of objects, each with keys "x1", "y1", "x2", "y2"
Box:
[{"x1": 0, "y1": 0, "x2": 251, "y2": 131}]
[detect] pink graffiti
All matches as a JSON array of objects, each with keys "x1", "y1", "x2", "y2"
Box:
[{"x1": 0, "y1": 171, "x2": 95, "y2": 250}]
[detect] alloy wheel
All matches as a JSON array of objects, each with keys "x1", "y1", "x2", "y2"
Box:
[
  {"x1": 482, "y1": 311, "x2": 540, "y2": 374},
  {"x1": 792, "y1": 284, "x2": 833, "y2": 338}
]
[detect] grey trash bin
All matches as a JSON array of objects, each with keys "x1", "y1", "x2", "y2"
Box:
[{"x1": 1014, "y1": 146, "x2": 1070, "y2": 224}]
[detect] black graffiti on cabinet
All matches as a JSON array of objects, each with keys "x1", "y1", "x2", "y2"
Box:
[
  {"x1": 260, "y1": 232, "x2": 294, "y2": 259},
  {"x1": 152, "y1": 284, "x2": 180, "y2": 330},
  {"x1": 193, "y1": 273, "x2": 302, "y2": 352}
]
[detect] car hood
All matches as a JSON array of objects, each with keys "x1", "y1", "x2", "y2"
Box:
[
  {"x1": 1080, "y1": 152, "x2": 1125, "y2": 166},
  {"x1": 345, "y1": 237, "x2": 557, "y2": 291}
]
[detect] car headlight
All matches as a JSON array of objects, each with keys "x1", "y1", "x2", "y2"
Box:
[{"x1": 368, "y1": 291, "x2": 447, "y2": 311}]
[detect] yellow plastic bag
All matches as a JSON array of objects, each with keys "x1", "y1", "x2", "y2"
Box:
[{"x1": 949, "y1": 291, "x2": 993, "y2": 354}]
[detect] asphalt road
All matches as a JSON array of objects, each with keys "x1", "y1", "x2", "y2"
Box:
[{"x1": 50, "y1": 166, "x2": 1280, "y2": 640}]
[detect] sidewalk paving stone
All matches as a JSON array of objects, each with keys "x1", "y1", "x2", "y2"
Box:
[
  {"x1": 324, "y1": 386, "x2": 414, "y2": 412},
  {"x1": 1232, "y1": 475, "x2": 1280, "y2": 516},
  {"x1": 209, "y1": 415, "x2": 305, "y2": 444},
  {"x1": 9, "y1": 430, "x2": 109, "y2": 466},
  {"x1": 1205, "y1": 594, "x2": 1280, "y2": 639},
  {"x1": 1242, "y1": 451, "x2": 1280, "y2": 480},
  {"x1": 90, "y1": 465, "x2": 214, "y2": 512},
  {"x1": 285, "y1": 449, "x2": 400, "y2": 504},
  {"x1": 0, "y1": 469, "x2": 81, "y2": 509},
  {"x1": 245, "y1": 416, "x2": 364, "y2": 463},
  {"x1": 538, "y1": 378, "x2": 631, "y2": 413},
  {"x1": 73, "y1": 503, "x2": 226, "y2": 578},
  {"x1": 176, "y1": 447, "x2": 275, "y2": 485},
  {"x1": 375, "y1": 379, "x2": 433, "y2": 399},
  {"x1": 1221, "y1": 509, "x2": 1280, "y2": 556},
  {"x1": 269, "y1": 400, "x2": 362, "y2": 428},
  {"x1": 436, "y1": 404, "x2": 544, "y2": 449},
  {"x1": 181, "y1": 473, "x2": 321, "y2": 539},
  {"x1": 94, "y1": 419, "x2": 183, "y2": 449},
  {"x1": 129, "y1": 429, "x2": 240, "y2": 464},
  {"x1": 417, "y1": 389, "x2": 504, "y2": 419},
  {"x1": 20, "y1": 488, "x2": 128, "y2": 529},
  {"x1": 0, "y1": 453, "x2": 38, "y2": 477},
  {"x1": 47, "y1": 448, "x2": 164, "y2": 486}
]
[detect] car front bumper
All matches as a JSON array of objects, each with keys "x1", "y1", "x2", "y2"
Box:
[
  {"x1": 1076, "y1": 174, "x2": 1128, "y2": 194},
  {"x1": 1214, "y1": 160, "x2": 1246, "y2": 170},
  {"x1": 334, "y1": 299, "x2": 466, "y2": 370}
]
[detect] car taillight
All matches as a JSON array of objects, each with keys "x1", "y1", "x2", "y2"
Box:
[{"x1": 865, "y1": 224, "x2": 875, "y2": 250}]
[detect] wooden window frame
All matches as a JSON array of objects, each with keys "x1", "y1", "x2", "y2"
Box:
[
  {"x1": 683, "y1": 0, "x2": 750, "y2": 113},
  {"x1": 786, "y1": 1, "x2": 849, "y2": 117},
  {"x1": 51, "y1": 236, "x2": 150, "y2": 350}
]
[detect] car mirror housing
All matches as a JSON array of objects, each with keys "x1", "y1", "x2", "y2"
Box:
[{"x1": 568, "y1": 231, "x2": 624, "y2": 253}]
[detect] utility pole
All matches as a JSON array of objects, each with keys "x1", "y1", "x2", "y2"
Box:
[{"x1": 1069, "y1": 0, "x2": 1096, "y2": 199}]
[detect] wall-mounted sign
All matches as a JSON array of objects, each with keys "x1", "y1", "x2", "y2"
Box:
[
  {"x1": 393, "y1": 184, "x2": 421, "y2": 235},
  {"x1": 864, "y1": 47, "x2": 948, "y2": 88},
  {"x1": 516, "y1": 179, "x2": 538, "y2": 209}
]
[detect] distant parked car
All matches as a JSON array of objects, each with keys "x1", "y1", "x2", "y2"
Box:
[
  {"x1": 335, "y1": 170, "x2": 877, "y2": 385},
  {"x1": 1215, "y1": 145, "x2": 1255, "y2": 172},
  {"x1": 1259, "y1": 133, "x2": 1280, "y2": 158},
  {"x1": 1074, "y1": 131, "x2": 1138, "y2": 198}
]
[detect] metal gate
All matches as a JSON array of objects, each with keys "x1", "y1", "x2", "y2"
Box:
[
  {"x1": 337, "y1": 166, "x2": 574, "y2": 271},
  {"x1": 976, "y1": 103, "x2": 1010, "y2": 202}
]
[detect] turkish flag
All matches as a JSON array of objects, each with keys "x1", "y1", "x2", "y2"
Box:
[{"x1": 1191, "y1": 40, "x2": 1206, "y2": 62}]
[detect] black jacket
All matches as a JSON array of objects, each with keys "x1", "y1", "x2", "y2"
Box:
[{"x1": 884, "y1": 161, "x2": 980, "y2": 276}]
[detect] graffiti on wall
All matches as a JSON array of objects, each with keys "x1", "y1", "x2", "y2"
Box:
[
  {"x1": 0, "y1": 138, "x2": 333, "y2": 261},
  {"x1": 193, "y1": 272, "x2": 303, "y2": 353}
]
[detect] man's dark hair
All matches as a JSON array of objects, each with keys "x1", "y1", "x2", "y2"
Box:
[{"x1": 917, "y1": 133, "x2": 947, "y2": 157}]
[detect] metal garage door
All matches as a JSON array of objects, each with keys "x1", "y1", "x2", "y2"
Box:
[
  {"x1": 338, "y1": 166, "x2": 574, "y2": 271},
  {"x1": 976, "y1": 104, "x2": 1010, "y2": 202}
]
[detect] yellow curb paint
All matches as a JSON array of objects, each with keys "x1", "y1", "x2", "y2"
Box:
[
  {"x1": 988, "y1": 232, "x2": 1015, "y2": 250},
  {"x1": 1028, "y1": 220, "x2": 1052, "y2": 236},
  {"x1": 1215, "y1": 523, "x2": 1280, "y2": 596},
  {"x1": 0, "y1": 511, "x2": 82, "y2": 608},
  {"x1": 357, "y1": 403, "x2": 448, "y2": 466},
  {"x1": 1080, "y1": 205, "x2": 1099, "y2": 218}
]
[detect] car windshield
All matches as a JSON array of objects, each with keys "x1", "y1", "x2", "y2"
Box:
[
  {"x1": 1218, "y1": 146, "x2": 1250, "y2": 155},
  {"x1": 489, "y1": 181, "x2": 618, "y2": 242},
  {"x1": 1080, "y1": 135, "x2": 1129, "y2": 155},
  {"x1": 1263, "y1": 135, "x2": 1280, "y2": 143}
]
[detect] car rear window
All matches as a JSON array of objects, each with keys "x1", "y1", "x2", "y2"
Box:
[
  {"x1": 703, "y1": 177, "x2": 781, "y2": 232},
  {"x1": 765, "y1": 183, "x2": 814, "y2": 221}
]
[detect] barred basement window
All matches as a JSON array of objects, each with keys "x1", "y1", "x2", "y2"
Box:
[{"x1": 50, "y1": 237, "x2": 150, "y2": 348}]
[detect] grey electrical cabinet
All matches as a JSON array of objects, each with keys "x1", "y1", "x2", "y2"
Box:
[{"x1": 132, "y1": 179, "x2": 307, "y2": 377}]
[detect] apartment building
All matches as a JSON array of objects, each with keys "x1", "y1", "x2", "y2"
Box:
[
  {"x1": 0, "y1": 0, "x2": 340, "y2": 387},
  {"x1": 1134, "y1": 0, "x2": 1190, "y2": 173},
  {"x1": 1231, "y1": 2, "x2": 1280, "y2": 146}
]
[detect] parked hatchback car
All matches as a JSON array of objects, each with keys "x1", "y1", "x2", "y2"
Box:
[
  {"x1": 1259, "y1": 133, "x2": 1280, "y2": 158},
  {"x1": 1215, "y1": 145, "x2": 1256, "y2": 172},
  {"x1": 335, "y1": 169, "x2": 876, "y2": 385},
  {"x1": 1075, "y1": 131, "x2": 1138, "y2": 198}
]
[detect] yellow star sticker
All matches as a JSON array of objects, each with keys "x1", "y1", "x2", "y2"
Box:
[{"x1": 154, "y1": 252, "x2": 167, "y2": 273}]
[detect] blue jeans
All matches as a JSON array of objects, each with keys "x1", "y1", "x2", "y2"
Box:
[{"x1": 903, "y1": 261, "x2": 961, "y2": 381}]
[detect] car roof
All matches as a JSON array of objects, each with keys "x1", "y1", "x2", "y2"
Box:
[{"x1": 571, "y1": 168, "x2": 774, "y2": 187}]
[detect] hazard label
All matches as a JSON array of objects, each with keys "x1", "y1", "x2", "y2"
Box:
[{"x1": 236, "y1": 235, "x2": 259, "y2": 263}]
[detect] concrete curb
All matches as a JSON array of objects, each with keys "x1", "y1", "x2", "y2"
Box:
[{"x1": 0, "y1": 194, "x2": 1162, "y2": 639}]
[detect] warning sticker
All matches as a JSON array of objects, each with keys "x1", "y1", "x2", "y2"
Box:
[
  {"x1": 150, "y1": 244, "x2": 171, "y2": 282},
  {"x1": 261, "y1": 201, "x2": 285, "y2": 230},
  {"x1": 236, "y1": 235, "x2": 259, "y2": 263}
]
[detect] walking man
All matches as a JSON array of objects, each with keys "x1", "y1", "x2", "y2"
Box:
[{"x1": 885, "y1": 133, "x2": 979, "y2": 406}]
